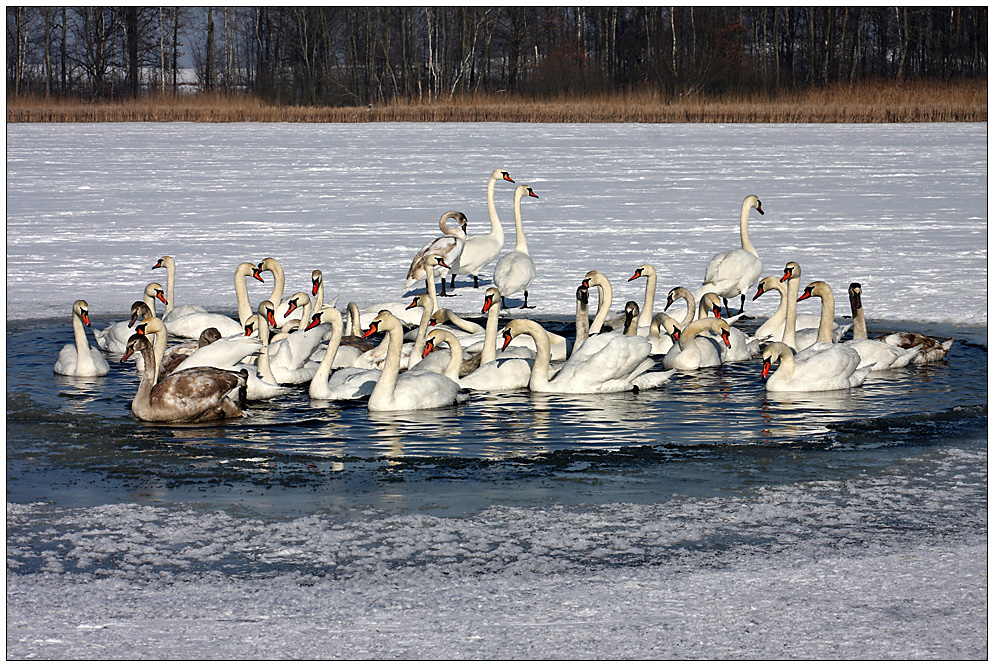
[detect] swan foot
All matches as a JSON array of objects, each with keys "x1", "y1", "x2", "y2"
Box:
[
  {"x1": 520, "y1": 291, "x2": 536, "y2": 309},
  {"x1": 450, "y1": 274, "x2": 457, "y2": 289}
]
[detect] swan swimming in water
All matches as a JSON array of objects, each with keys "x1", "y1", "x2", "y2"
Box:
[
  {"x1": 846, "y1": 282, "x2": 952, "y2": 365},
  {"x1": 54, "y1": 300, "x2": 110, "y2": 377},
  {"x1": 762, "y1": 341, "x2": 870, "y2": 392}
]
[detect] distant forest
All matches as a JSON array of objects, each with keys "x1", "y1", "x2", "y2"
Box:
[{"x1": 7, "y1": 7, "x2": 988, "y2": 104}]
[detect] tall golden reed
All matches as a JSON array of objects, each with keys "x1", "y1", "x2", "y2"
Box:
[{"x1": 6, "y1": 80, "x2": 986, "y2": 123}]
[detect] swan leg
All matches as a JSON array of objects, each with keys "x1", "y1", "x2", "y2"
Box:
[
  {"x1": 473, "y1": 275, "x2": 479, "y2": 289},
  {"x1": 521, "y1": 290, "x2": 535, "y2": 309},
  {"x1": 450, "y1": 274, "x2": 457, "y2": 289}
]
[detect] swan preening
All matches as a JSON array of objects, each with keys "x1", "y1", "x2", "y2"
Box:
[{"x1": 62, "y1": 182, "x2": 944, "y2": 419}]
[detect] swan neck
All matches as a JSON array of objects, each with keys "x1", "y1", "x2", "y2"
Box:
[
  {"x1": 486, "y1": 174, "x2": 504, "y2": 239},
  {"x1": 313, "y1": 312, "x2": 344, "y2": 386},
  {"x1": 679, "y1": 291, "x2": 696, "y2": 329},
  {"x1": 163, "y1": 262, "x2": 175, "y2": 315},
  {"x1": 777, "y1": 347, "x2": 796, "y2": 380},
  {"x1": 816, "y1": 289, "x2": 836, "y2": 343},
  {"x1": 512, "y1": 190, "x2": 528, "y2": 253},
  {"x1": 783, "y1": 277, "x2": 799, "y2": 350},
  {"x1": 370, "y1": 322, "x2": 403, "y2": 404},
  {"x1": 268, "y1": 263, "x2": 285, "y2": 306},
  {"x1": 412, "y1": 306, "x2": 431, "y2": 359},
  {"x1": 442, "y1": 333, "x2": 463, "y2": 381},
  {"x1": 740, "y1": 201, "x2": 758, "y2": 256},
  {"x1": 481, "y1": 302, "x2": 499, "y2": 364},
  {"x1": 589, "y1": 279, "x2": 613, "y2": 335},
  {"x1": 522, "y1": 322, "x2": 553, "y2": 392},
  {"x1": 639, "y1": 271, "x2": 656, "y2": 328},
  {"x1": 574, "y1": 297, "x2": 590, "y2": 352},
  {"x1": 234, "y1": 267, "x2": 253, "y2": 325},
  {"x1": 132, "y1": 343, "x2": 157, "y2": 415},
  {"x1": 850, "y1": 293, "x2": 868, "y2": 340},
  {"x1": 72, "y1": 309, "x2": 91, "y2": 363}
]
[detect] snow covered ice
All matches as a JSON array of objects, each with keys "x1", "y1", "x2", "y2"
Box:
[{"x1": 5, "y1": 122, "x2": 988, "y2": 659}]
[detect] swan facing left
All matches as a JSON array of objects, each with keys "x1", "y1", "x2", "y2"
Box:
[
  {"x1": 54, "y1": 300, "x2": 110, "y2": 377},
  {"x1": 121, "y1": 333, "x2": 249, "y2": 423}
]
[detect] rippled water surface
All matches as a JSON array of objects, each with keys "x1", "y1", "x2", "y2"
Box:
[{"x1": 7, "y1": 315, "x2": 986, "y2": 518}]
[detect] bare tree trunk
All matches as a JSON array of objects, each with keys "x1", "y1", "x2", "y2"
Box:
[
  {"x1": 206, "y1": 7, "x2": 215, "y2": 92},
  {"x1": 43, "y1": 7, "x2": 52, "y2": 97}
]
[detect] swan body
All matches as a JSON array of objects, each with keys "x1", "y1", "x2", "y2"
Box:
[
  {"x1": 847, "y1": 282, "x2": 952, "y2": 365},
  {"x1": 424, "y1": 328, "x2": 534, "y2": 392},
  {"x1": 405, "y1": 211, "x2": 468, "y2": 297},
  {"x1": 762, "y1": 341, "x2": 870, "y2": 392},
  {"x1": 753, "y1": 275, "x2": 847, "y2": 345},
  {"x1": 122, "y1": 333, "x2": 248, "y2": 422},
  {"x1": 159, "y1": 327, "x2": 223, "y2": 375},
  {"x1": 450, "y1": 169, "x2": 515, "y2": 288},
  {"x1": 694, "y1": 195, "x2": 764, "y2": 315},
  {"x1": 362, "y1": 311, "x2": 463, "y2": 412},
  {"x1": 502, "y1": 318, "x2": 667, "y2": 394},
  {"x1": 54, "y1": 300, "x2": 110, "y2": 377},
  {"x1": 493, "y1": 185, "x2": 539, "y2": 308},
  {"x1": 306, "y1": 307, "x2": 382, "y2": 400},
  {"x1": 698, "y1": 293, "x2": 760, "y2": 362},
  {"x1": 160, "y1": 262, "x2": 263, "y2": 338},
  {"x1": 662, "y1": 317, "x2": 731, "y2": 371},
  {"x1": 253, "y1": 301, "x2": 327, "y2": 384},
  {"x1": 171, "y1": 329, "x2": 264, "y2": 375}
]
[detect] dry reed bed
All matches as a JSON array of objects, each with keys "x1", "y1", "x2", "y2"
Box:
[{"x1": 7, "y1": 80, "x2": 986, "y2": 123}]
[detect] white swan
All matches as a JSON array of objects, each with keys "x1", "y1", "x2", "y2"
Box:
[
  {"x1": 359, "y1": 254, "x2": 446, "y2": 329},
  {"x1": 405, "y1": 211, "x2": 468, "y2": 297},
  {"x1": 54, "y1": 300, "x2": 110, "y2": 377},
  {"x1": 698, "y1": 293, "x2": 760, "y2": 362},
  {"x1": 307, "y1": 307, "x2": 382, "y2": 401},
  {"x1": 752, "y1": 275, "x2": 826, "y2": 343},
  {"x1": 153, "y1": 255, "x2": 211, "y2": 322},
  {"x1": 449, "y1": 168, "x2": 515, "y2": 289},
  {"x1": 158, "y1": 262, "x2": 263, "y2": 339},
  {"x1": 694, "y1": 194, "x2": 764, "y2": 316},
  {"x1": 159, "y1": 327, "x2": 223, "y2": 375},
  {"x1": 94, "y1": 282, "x2": 165, "y2": 353},
  {"x1": 502, "y1": 318, "x2": 672, "y2": 394},
  {"x1": 777, "y1": 261, "x2": 851, "y2": 351},
  {"x1": 121, "y1": 333, "x2": 248, "y2": 422},
  {"x1": 847, "y1": 282, "x2": 952, "y2": 365},
  {"x1": 661, "y1": 317, "x2": 731, "y2": 371},
  {"x1": 647, "y1": 312, "x2": 681, "y2": 355},
  {"x1": 762, "y1": 341, "x2": 870, "y2": 392},
  {"x1": 422, "y1": 327, "x2": 533, "y2": 392},
  {"x1": 493, "y1": 185, "x2": 539, "y2": 309},
  {"x1": 309, "y1": 269, "x2": 340, "y2": 312},
  {"x1": 663, "y1": 286, "x2": 696, "y2": 330},
  {"x1": 253, "y1": 300, "x2": 328, "y2": 384},
  {"x1": 796, "y1": 280, "x2": 918, "y2": 372},
  {"x1": 354, "y1": 293, "x2": 433, "y2": 370},
  {"x1": 171, "y1": 328, "x2": 264, "y2": 375},
  {"x1": 361, "y1": 310, "x2": 463, "y2": 412}
]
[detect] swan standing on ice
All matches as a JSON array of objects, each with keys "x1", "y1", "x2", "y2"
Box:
[
  {"x1": 54, "y1": 300, "x2": 110, "y2": 377},
  {"x1": 405, "y1": 211, "x2": 468, "y2": 297},
  {"x1": 494, "y1": 185, "x2": 540, "y2": 309},
  {"x1": 449, "y1": 169, "x2": 515, "y2": 289},
  {"x1": 694, "y1": 195, "x2": 764, "y2": 317},
  {"x1": 122, "y1": 333, "x2": 248, "y2": 422},
  {"x1": 361, "y1": 310, "x2": 463, "y2": 412},
  {"x1": 847, "y1": 282, "x2": 953, "y2": 365}
]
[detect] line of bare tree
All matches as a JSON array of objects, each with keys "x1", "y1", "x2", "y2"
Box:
[{"x1": 7, "y1": 7, "x2": 987, "y2": 103}]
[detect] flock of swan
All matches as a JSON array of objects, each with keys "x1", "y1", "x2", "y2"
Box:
[{"x1": 54, "y1": 169, "x2": 954, "y2": 423}]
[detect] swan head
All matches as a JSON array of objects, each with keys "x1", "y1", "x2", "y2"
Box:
[
  {"x1": 762, "y1": 342, "x2": 792, "y2": 379},
  {"x1": 628, "y1": 264, "x2": 655, "y2": 282},
  {"x1": 423, "y1": 329, "x2": 453, "y2": 358},
  {"x1": 362, "y1": 310, "x2": 399, "y2": 339},
  {"x1": 135, "y1": 315, "x2": 166, "y2": 337},
  {"x1": 311, "y1": 270, "x2": 323, "y2": 296},
  {"x1": 152, "y1": 255, "x2": 175, "y2": 270},
  {"x1": 440, "y1": 210, "x2": 469, "y2": 234},
  {"x1": 121, "y1": 333, "x2": 152, "y2": 363},
  {"x1": 408, "y1": 293, "x2": 432, "y2": 311},
  {"x1": 492, "y1": 169, "x2": 515, "y2": 184},
  {"x1": 581, "y1": 270, "x2": 608, "y2": 290},
  {"x1": 713, "y1": 318, "x2": 732, "y2": 348},
  {"x1": 305, "y1": 306, "x2": 341, "y2": 332},
  {"x1": 284, "y1": 292, "x2": 310, "y2": 318},
  {"x1": 651, "y1": 312, "x2": 681, "y2": 338},
  {"x1": 198, "y1": 328, "x2": 222, "y2": 346},
  {"x1": 129, "y1": 301, "x2": 151, "y2": 327},
  {"x1": 576, "y1": 284, "x2": 589, "y2": 308},
  {"x1": 482, "y1": 287, "x2": 501, "y2": 314},
  {"x1": 257, "y1": 257, "x2": 283, "y2": 278},
  {"x1": 424, "y1": 254, "x2": 449, "y2": 271},
  {"x1": 848, "y1": 282, "x2": 863, "y2": 310},
  {"x1": 753, "y1": 276, "x2": 784, "y2": 300},
  {"x1": 72, "y1": 299, "x2": 92, "y2": 327},
  {"x1": 145, "y1": 282, "x2": 168, "y2": 305},
  {"x1": 514, "y1": 185, "x2": 539, "y2": 200},
  {"x1": 745, "y1": 195, "x2": 764, "y2": 216},
  {"x1": 781, "y1": 261, "x2": 801, "y2": 284},
  {"x1": 258, "y1": 301, "x2": 278, "y2": 327},
  {"x1": 797, "y1": 280, "x2": 831, "y2": 303},
  {"x1": 665, "y1": 286, "x2": 691, "y2": 311},
  {"x1": 701, "y1": 293, "x2": 723, "y2": 318}
]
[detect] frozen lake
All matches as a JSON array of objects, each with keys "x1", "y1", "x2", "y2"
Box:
[{"x1": 5, "y1": 122, "x2": 988, "y2": 660}]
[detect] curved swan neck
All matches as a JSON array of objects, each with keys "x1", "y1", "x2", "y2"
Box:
[
  {"x1": 575, "y1": 290, "x2": 590, "y2": 351},
  {"x1": 157, "y1": 257, "x2": 176, "y2": 315},
  {"x1": 513, "y1": 320, "x2": 553, "y2": 392},
  {"x1": 588, "y1": 273, "x2": 613, "y2": 335},
  {"x1": 679, "y1": 317, "x2": 716, "y2": 349},
  {"x1": 71, "y1": 305, "x2": 97, "y2": 373},
  {"x1": 312, "y1": 309, "x2": 344, "y2": 387},
  {"x1": 638, "y1": 266, "x2": 656, "y2": 329},
  {"x1": 132, "y1": 341, "x2": 157, "y2": 413},
  {"x1": 262, "y1": 258, "x2": 285, "y2": 306},
  {"x1": 812, "y1": 284, "x2": 836, "y2": 343},
  {"x1": 481, "y1": 293, "x2": 501, "y2": 364},
  {"x1": 369, "y1": 317, "x2": 404, "y2": 405},
  {"x1": 511, "y1": 187, "x2": 529, "y2": 253},
  {"x1": 486, "y1": 171, "x2": 505, "y2": 241},
  {"x1": 234, "y1": 263, "x2": 256, "y2": 325},
  {"x1": 739, "y1": 198, "x2": 758, "y2": 257},
  {"x1": 429, "y1": 330, "x2": 464, "y2": 381},
  {"x1": 769, "y1": 343, "x2": 796, "y2": 381},
  {"x1": 346, "y1": 303, "x2": 362, "y2": 336},
  {"x1": 783, "y1": 274, "x2": 799, "y2": 350},
  {"x1": 673, "y1": 287, "x2": 696, "y2": 329}
]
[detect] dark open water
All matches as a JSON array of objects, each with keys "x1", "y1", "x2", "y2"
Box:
[{"x1": 6, "y1": 314, "x2": 987, "y2": 519}]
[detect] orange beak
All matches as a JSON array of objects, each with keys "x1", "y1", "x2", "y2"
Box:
[
  {"x1": 762, "y1": 359, "x2": 771, "y2": 379},
  {"x1": 362, "y1": 323, "x2": 379, "y2": 339},
  {"x1": 305, "y1": 314, "x2": 321, "y2": 331}
]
